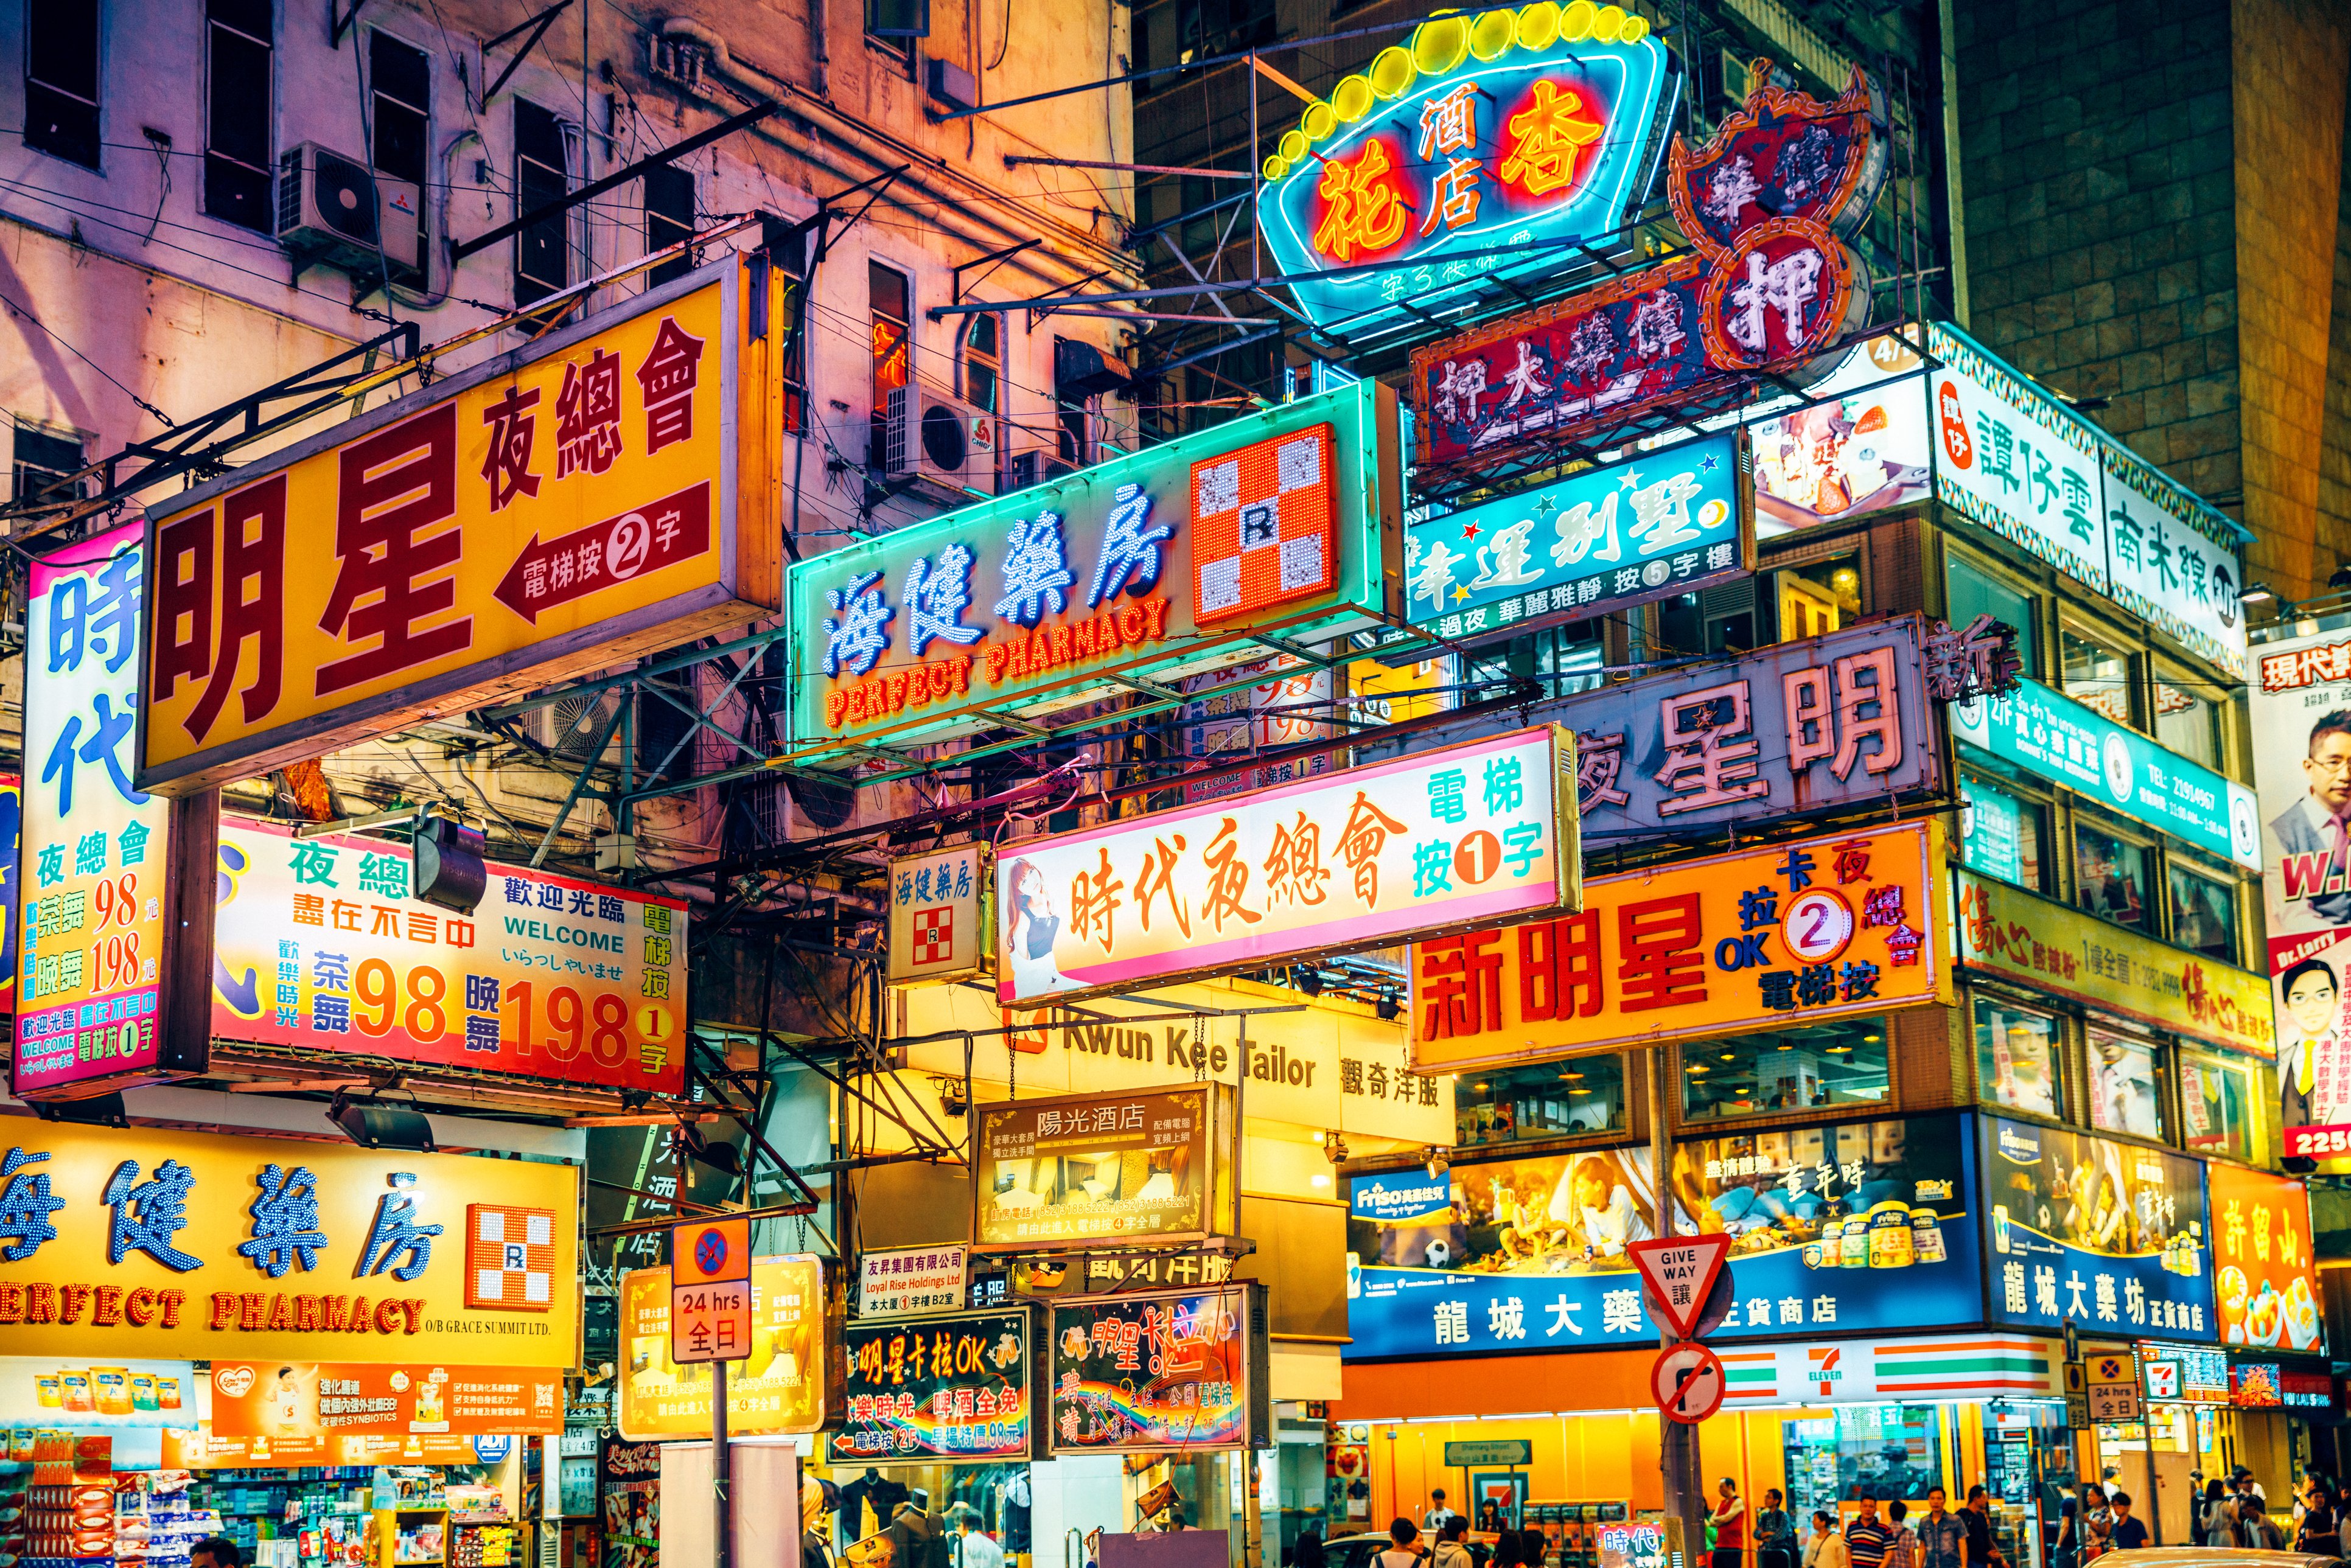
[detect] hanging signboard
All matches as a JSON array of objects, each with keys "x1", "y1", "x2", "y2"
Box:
[
  {"x1": 207, "y1": 1360, "x2": 564, "y2": 1439},
  {"x1": 0, "y1": 775, "x2": 19, "y2": 1020},
  {"x1": 784, "y1": 380, "x2": 1404, "y2": 765},
  {"x1": 1954, "y1": 873, "x2": 2274, "y2": 1058},
  {"x1": 139, "y1": 257, "x2": 789, "y2": 795},
  {"x1": 971, "y1": 1084, "x2": 1235, "y2": 1252},
  {"x1": 211, "y1": 817, "x2": 687, "y2": 1092},
  {"x1": 0, "y1": 1121, "x2": 579, "y2": 1364},
  {"x1": 2204, "y1": 1162, "x2": 2324, "y2": 1353},
  {"x1": 1411, "y1": 64, "x2": 1885, "y2": 473},
  {"x1": 1718, "y1": 1333, "x2": 2063, "y2": 1406},
  {"x1": 1253, "y1": 13, "x2": 1675, "y2": 336},
  {"x1": 1046, "y1": 1283, "x2": 1269, "y2": 1453},
  {"x1": 1181, "y1": 658, "x2": 1338, "y2": 804},
  {"x1": 1978, "y1": 1117, "x2": 2215, "y2": 1342},
  {"x1": 2248, "y1": 625, "x2": 2351, "y2": 1166},
  {"x1": 1406, "y1": 431, "x2": 1752, "y2": 642},
  {"x1": 14, "y1": 523, "x2": 189, "y2": 1098},
  {"x1": 829, "y1": 1307, "x2": 1036, "y2": 1463},
  {"x1": 996, "y1": 725, "x2": 1579, "y2": 1006},
  {"x1": 1747, "y1": 338, "x2": 1932, "y2": 537},
  {"x1": 887, "y1": 844, "x2": 988, "y2": 985},
  {"x1": 858, "y1": 1244, "x2": 970, "y2": 1318},
  {"x1": 1951, "y1": 676, "x2": 2260, "y2": 871},
  {"x1": 1408, "y1": 818, "x2": 1948, "y2": 1072},
  {"x1": 1368, "y1": 615, "x2": 1950, "y2": 849},
  {"x1": 615, "y1": 1256, "x2": 833, "y2": 1440}
]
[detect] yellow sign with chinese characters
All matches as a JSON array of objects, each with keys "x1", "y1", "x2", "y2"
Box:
[
  {"x1": 617, "y1": 1257, "x2": 833, "y2": 1439},
  {"x1": 1410, "y1": 819, "x2": 1951, "y2": 1071},
  {"x1": 0, "y1": 1121, "x2": 578, "y2": 1365},
  {"x1": 139, "y1": 258, "x2": 789, "y2": 795}
]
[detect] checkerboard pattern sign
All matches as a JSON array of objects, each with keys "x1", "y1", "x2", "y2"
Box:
[
  {"x1": 1192, "y1": 423, "x2": 1338, "y2": 624},
  {"x1": 466, "y1": 1203, "x2": 557, "y2": 1311},
  {"x1": 910, "y1": 905, "x2": 955, "y2": 967}
]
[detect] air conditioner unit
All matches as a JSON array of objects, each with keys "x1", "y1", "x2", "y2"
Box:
[
  {"x1": 520, "y1": 690, "x2": 629, "y2": 766},
  {"x1": 881, "y1": 383, "x2": 998, "y2": 496},
  {"x1": 1006, "y1": 451, "x2": 1075, "y2": 493},
  {"x1": 277, "y1": 142, "x2": 422, "y2": 281}
]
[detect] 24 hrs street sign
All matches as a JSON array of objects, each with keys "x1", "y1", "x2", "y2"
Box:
[{"x1": 671, "y1": 1216, "x2": 752, "y2": 1365}]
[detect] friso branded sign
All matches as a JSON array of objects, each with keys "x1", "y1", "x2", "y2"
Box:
[
  {"x1": 1413, "y1": 64, "x2": 1886, "y2": 473},
  {"x1": 1254, "y1": 10, "x2": 1674, "y2": 336},
  {"x1": 210, "y1": 818, "x2": 688, "y2": 1094},
  {"x1": 997, "y1": 727, "x2": 1579, "y2": 1005},
  {"x1": 784, "y1": 382, "x2": 1401, "y2": 764},
  {"x1": 0, "y1": 1121, "x2": 579, "y2": 1364},
  {"x1": 1406, "y1": 431, "x2": 1751, "y2": 641},
  {"x1": 141, "y1": 259, "x2": 789, "y2": 794},
  {"x1": 15, "y1": 523, "x2": 188, "y2": 1098}
]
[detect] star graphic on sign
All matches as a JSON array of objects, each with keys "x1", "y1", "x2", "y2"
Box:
[
  {"x1": 1532, "y1": 493, "x2": 1559, "y2": 516},
  {"x1": 1451, "y1": 584, "x2": 1472, "y2": 604},
  {"x1": 1619, "y1": 468, "x2": 1643, "y2": 491},
  {"x1": 1700, "y1": 453, "x2": 1719, "y2": 472},
  {"x1": 1459, "y1": 520, "x2": 1483, "y2": 541}
]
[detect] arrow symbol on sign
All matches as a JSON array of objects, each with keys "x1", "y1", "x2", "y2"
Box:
[{"x1": 493, "y1": 481, "x2": 713, "y2": 623}]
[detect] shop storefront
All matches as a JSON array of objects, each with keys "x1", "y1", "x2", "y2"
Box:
[{"x1": 0, "y1": 1122, "x2": 579, "y2": 1568}]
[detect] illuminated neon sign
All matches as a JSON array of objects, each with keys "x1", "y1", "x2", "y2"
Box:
[{"x1": 1255, "y1": 5, "x2": 1675, "y2": 336}]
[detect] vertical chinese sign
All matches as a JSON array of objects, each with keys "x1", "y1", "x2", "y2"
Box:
[
  {"x1": 140, "y1": 258, "x2": 787, "y2": 795},
  {"x1": 14, "y1": 523, "x2": 187, "y2": 1097},
  {"x1": 996, "y1": 726, "x2": 1581, "y2": 1006},
  {"x1": 2204, "y1": 1162, "x2": 2323, "y2": 1353},
  {"x1": 887, "y1": 844, "x2": 987, "y2": 985}
]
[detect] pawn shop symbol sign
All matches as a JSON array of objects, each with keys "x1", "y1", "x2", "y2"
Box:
[{"x1": 1626, "y1": 1233, "x2": 1733, "y2": 1339}]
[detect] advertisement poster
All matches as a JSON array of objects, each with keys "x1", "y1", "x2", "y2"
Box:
[
  {"x1": 856, "y1": 1245, "x2": 969, "y2": 1319},
  {"x1": 1181, "y1": 658, "x2": 1337, "y2": 804},
  {"x1": 887, "y1": 844, "x2": 986, "y2": 985},
  {"x1": 601, "y1": 1437, "x2": 661, "y2": 1568},
  {"x1": 829, "y1": 1308, "x2": 1033, "y2": 1462},
  {"x1": 208, "y1": 1360, "x2": 562, "y2": 1438},
  {"x1": 1046, "y1": 1284, "x2": 1263, "y2": 1453},
  {"x1": 0, "y1": 776, "x2": 18, "y2": 1018},
  {"x1": 0, "y1": 1121, "x2": 579, "y2": 1365},
  {"x1": 2204, "y1": 1163, "x2": 2324, "y2": 1353},
  {"x1": 997, "y1": 726, "x2": 1579, "y2": 1005},
  {"x1": 1411, "y1": 820, "x2": 1948, "y2": 1071},
  {"x1": 1979, "y1": 1117, "x2": 2215, "y2": 1340},
  {"x1": 616, "y1": 1257, "x2": 830, "y2": 1440},
  {"x1": 14, "y1": 523, "x2": 178, "y2": 1095},
  {"x1": 0, "y1": 1356, "x2": 198, "y2": 1427},
  {"x1": 164, "y1": 1426, "x2": 506, "y2": 1469},
  {"x1": 1344, "y1": 1115, "x2": 1982, "y2": 1359},
  {"x1": 212, "y1": 817, "x2": 688, "y2": 1093},
  {"x1": 972, "y1": 1085, "x2": 1231, "y2": 1251},
  {"x1": 1404, "y1": 432, "x2": 1750, "y2": 642},
  {"x1": 2249, "y1": 625, "x2": 2351, "y2": 1164},
  {"x1": 1750, "y1": 376, "x2": 1930, "y2": 535}
]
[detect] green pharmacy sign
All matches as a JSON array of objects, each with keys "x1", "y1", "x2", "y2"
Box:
[{"x1": 784, "y1": 382, "x2": 1403, "y2": 765}]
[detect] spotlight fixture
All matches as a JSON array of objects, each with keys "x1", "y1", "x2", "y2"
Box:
[
  {"x1": 29, "y1": 1092, "x2": 128, "y2": 1128},
  {"x1": 2240, "y1": 584, "x2": 2282, "y2": 608},
  {"x1": 1322, "y1": 1131, "x2": 1349, "y2": 1165},
  {"x1": 412, "y1": 812, "x2": 489, "y2": 914},
  {"x1": 676, "y1": 1118, "x2": 742, "y2": 1178},
  {"x1": 1424, "y1": 1147, "x2": 1449, "y2": 1181},
  {"x1": 328, "y1": 1090, "x2": 436, "y2": 1152},
  {"x1": 1374, "y1": 991, "x2": 1401, "y2": 1022},
  {"x1": 1294, "y1": 966, "x2": 1324, "y2": 997}
]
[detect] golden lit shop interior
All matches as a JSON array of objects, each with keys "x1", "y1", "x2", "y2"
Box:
[{"x1": 0, "y1": 1371, "x2": 565, "y2": 1568}]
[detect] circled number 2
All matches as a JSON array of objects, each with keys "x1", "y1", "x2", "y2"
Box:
[{"x1": 1781, "y1": 888, "x2": 1855, "y2": 964}]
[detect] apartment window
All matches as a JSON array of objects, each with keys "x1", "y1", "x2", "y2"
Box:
[
  {"x1": 2073, "y1": 817, "x2": 2152, "y2": 932},
  {"x1": 1946, "y1": 552, "x2": 2038, "y2": 676},
  {"x1": 2167, "y1": 861, "x2": 2238, "y2": 963},
  {"x1": 2086, "y1": 1030, "x2": 2165, "y2": 1141},
  {"x1": 870, "y1": 262, "x2": 910, "y2": 467},
  {"x1": 1454, "y1": 1056, "x2": 1627, "y2": 1146},
  {"x1": 2178, "y1": 1048, "x2": 2257, "y2": 1163},
  {"x1": 514, "y1": 100, "x2": 575, "y2": 308},
  {"x1": 1961, "y1": 775, "x2": 2048, "y2": 892},
  {"x1": 204, "y1": 0, "x2": 273, "y2": 232},
  {"x1": 959, "y1": 312, "x2": 1001, "y2": 414},
  {"x1": 644, "y1": 164, "x2": 695, "y2": 285},
  {"x1": 2062, "y1": 621, "x2": 2137, "y2": 727},
  {"x1": 2154, "y1": 666, "x2": 2222, "y2": 772},
  {"x1": 1974, "y1": 997, "x2": 2063, "y2": 1119},
  {"x1": 1774, "y1": 553, "x2": 1860, "y2": 643},
  {"x1": 25, "y1": 5, "x2": 100, "y2": 168},
  {"x1": 1680, "y1": 1017, "x2": 1888, "y2": 1123},
  {"x1": 864, "y1": 0, "x2": 922, "y2": 71},
  {"x1": 10, "y1": 423, "x2": 85, "y2": 509},
  {"x1": 368, "y1": 31, "x2": 428, "y2": 273}
]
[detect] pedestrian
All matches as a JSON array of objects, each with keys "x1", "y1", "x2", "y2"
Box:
[
  {"x1": 1960, "y1": 1487, "x2": 2003, "y2": 1568},
  {"x1": 1486, "y1": 1527, "x2": 1520, "y2": 1568},
  {"x1": 2078, "y1": 1485, "x2": 2110, "y2": 1565},
  {"x1": 2051, "y1": 1497, "x2": 2078, "y2": 1568},
  {"x1": 2298, "y1": 1481, "x2": 2341, "y2": 1557},
  {"x1": 1756, "y1": 1490, "x2": 1794, "y2": 1568},
  {"x1": 1803, "y1": 1515, "x2": 1848, "y2": 1568},
  {"x1": 1427, "y1": 1492, "x2": 1461, "y2": 1535},
  {"x1": 1379, "y1": 1520, "x2": 1425, "y2": 1568},
  {"x1": 1296, "y1": 1527, "x2": 1329, "y2": 1568},
  {"x1": 2103, "y1": 1494, "x2": 2146, "y2": 1553},
  {"x1": 2240, "y1": 1494, "x2": 2286, "y2": 1552},
  {"x1": 1845, "y1": 1497, "x2": 1893, "y2": 1568},
  {"x1": 2197, "y1": 1478, "x2": 2236, "y2": 1548},
  {"x1": 2234, "y1": 1465, "x2": 2269, "y2": 1508},
  {"x1": 1480, "y1": 1503, "x2": 1505, "y2": 1535},
  {"x1": 1881, "y1": 1501, "x2": 1917, "y2": 1568},
  {"x1": 1431, "y1": 1519, "x2": 1473, "y2": 1568},
  {"x1": 1916, "y1": 1488, "x2": 1965, "y2": 1568},
  {"x1": 1518, "y1": 1528, "x2": 1549, "y2": 1568},
  {"x1": 1713, "y1": 1479, "x2": 1747, "y2": 1568}
]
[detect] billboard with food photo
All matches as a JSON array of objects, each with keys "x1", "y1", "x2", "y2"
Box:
[
  {"x1": 1749, "y1": 376, "x2": 1930, "y2": 537},
  {"x1": 1344, "y1": 1113, "x2": 1982, "y2": 1359},
  {"x1": 2205, "y1": 1162, "x2": 2324, "y2": 1354}
]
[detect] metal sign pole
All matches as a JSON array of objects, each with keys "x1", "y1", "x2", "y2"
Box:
[
  {"x1": 1647, "y1": 1047, "x2": 1705, "y2": 1563},
  {"x1": 715, "y1": 1359, "x2": 732, "y2": 1568}
]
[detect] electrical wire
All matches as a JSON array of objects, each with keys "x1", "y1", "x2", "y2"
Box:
[{"x1": 0, "y1": 284, "x2": 171, "y2": 427}]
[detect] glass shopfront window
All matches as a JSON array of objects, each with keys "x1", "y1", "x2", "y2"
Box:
[
  {"x1": 2178, "y1": 1048, "x2": 2259, "y2": 1163},
  {"x1": 1680, "y1": 1017, "x2": 1888, "y2": 1122},
  {"x1": 2062, "y1": 622, "x2": 2138, "y2": 728},
  {"x1": 2086, "y1": 1030, "x2": 2165, "y2": 1141},
  {"x1": 1962, "y1": 776, "x2": 2049, "y2": 891},
  {"x1": 1456, "y1": 1055, "x2": 1629, "y2": 1146},
  {"x1": 2074, "y1": 818, "x2": 2153, "y2": 932},
  {"x1": 1781, "y1": 1404, "x2": 1947, "y2": 1519},
  {"x1": 2167, "y1": 863, "x2": 2238, "y2": 963},
  {"x1": 1974, "y1": 997, "x2": 2064, "y2": 1119}
]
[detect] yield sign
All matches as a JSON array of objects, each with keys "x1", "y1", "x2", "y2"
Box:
[{"x1": 1627, "y1": 1234, "x2": 1733, "y2": 1339}]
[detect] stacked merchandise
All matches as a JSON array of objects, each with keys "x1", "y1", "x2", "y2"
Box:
[
  {"x1": 181, "y1": 1472, "x2": 374, "y2": 1568},
  {"x1": 117, "y1": 1471, "x2": 226, "y2": 1568},
  {"x1": 9, "y1": 1432, "x2": 119, "y2": 1568},
  {"x1": 445, "y1": 1485, "x2": 514, "y2": 1568}
]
